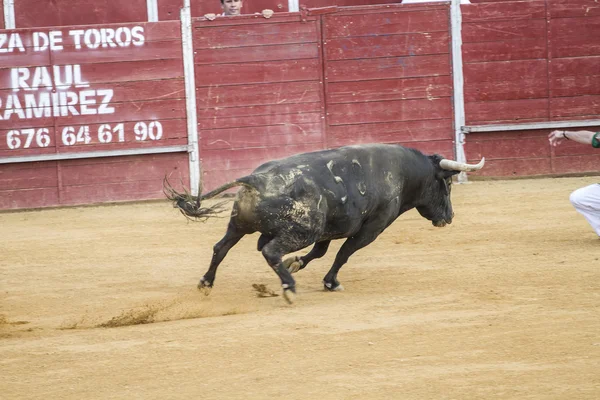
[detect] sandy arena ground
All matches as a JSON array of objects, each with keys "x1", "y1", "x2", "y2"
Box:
[{"x1": 1, "y1": 177, "x2": 599, "y2": 399}]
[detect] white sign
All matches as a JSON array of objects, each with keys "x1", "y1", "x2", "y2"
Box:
[{"x1": 1, "y1": 26, "x2": 159, "y2": 151}]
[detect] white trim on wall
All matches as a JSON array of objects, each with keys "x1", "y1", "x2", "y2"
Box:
[
  {"x1": 3, "y1": 0, "x2": 16, "y2": 29},
  {"x1": 288, "y1": 0, "x2": 299, "y2": 13},
  {"x1": 147, "y1": 0, "x2": 158, "y2": 22},
  {"x1": 181, "y1": 0, "x2": 200, "y2": 196}
]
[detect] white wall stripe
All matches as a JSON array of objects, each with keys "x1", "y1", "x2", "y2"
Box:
[
  {"x1": 451, "y1": 0, "x2": 467, "y2": 183},
  {"x1": 180, "y1": 0, "x2": 200, "y2": 196},
  {"x1": 3, "y1": 0, "x2": 16, "y2": 29},
  {"x1": 288, "y1": 0, "x2": 299, "y2": 13},
  {"x1": 147, "y1": 0, "x2": 158, "y2": 22}
]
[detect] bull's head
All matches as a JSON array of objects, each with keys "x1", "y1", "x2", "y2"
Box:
[{"x1": 416, "y1": 156, "x2": 485, "y2": 227}]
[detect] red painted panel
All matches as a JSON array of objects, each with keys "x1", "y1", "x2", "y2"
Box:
[
  {"x1": 462, "y1": 19, "x2": 546, "y2": 44},
  {"x1": 326, "y1": 75, "x2": 452, "y2": 104},
  {"x1": 301, "y1": 0, "x2": 398, "y2": 7},
  {"x1": 328, "y1": 98, "x2": 452, "y2": 126},
  {"x1": 553, "y1": 154, "x2": 600, "y2": 174},
  {"x1": 201, "y1": 143, "x2": 324, "y2": 171},
  {"x1": 463, "y1": 62, "x2": 548, "y2": 102},
  {"x1": 198, "y1": 111, "x2": 322, "y2": 130},
  {"x1": 54, "y1": 119, "x2": 188, "y2": 153},
  {"x1": 466, "y1": 157, "x2": 553, "y2": 177},
  {"x1": 195, "y1": 43, "x2": 318, "y2": 64},
  {"x1": 551, "y1": 75, "x2": 600, "y2": 98},
  {"x1": 195, "y1": 58, "x2": 320, "y2": 86},
  {"x1": 327, "y1": 119, "x2": 454, "y2": 147},
  {"x1": 551, "y1": 95, "x2": 600, "y2": 119},
  {"x1": 0, "y1": 59, "x2": 184, "y2": 90},
  {"x1": 465, "y1": 98, "x2": 549, "y2": 124},
  {"x1": 549, "y1": 0, "x2": 600, "y2": 18},
  {"x1": 461, "y1": 1, "x2": 546, "y2": 22},
  {"x1": 14, "y1": 0, "x2": 148, "y2": 28},
  {"x1": 325, "y1": 54, "x2": 450, "y2": 82},
  {"x1": 462, "y1": 39, "x2": 547, "y2": 63},
  {"x1": 324, "y1": 8, "x2": 449, "y2": 38},
  {"x1": 0, "y1": 2, "x2": 4, "y2": 30},
  {"x1": 200, "y1": 122, "x2": 323, "y2": 150},
  {"x1": 550, "y1": 17, "x2": 600, "y2": 58},
  {"x1": 198, "y1": 102, "x2": 321, "y2": 121},
  {"x1": 197, "y1": 81, "x2": 322, "y2": 109},
  {"x1": 0, "y1": 161, "x2": 57, "y2": 190},
  {"x1": 0, "y1": 187, "x2": 60, "y2": 209},
  {"x1": 59, "y1": 153, "x2": 189, "y2": 205},
  {"x1": 325, "y1": 31, "x2": 449, "y2": 61},
  {"x1": 193, "y1": 21, "x2": 318, "y2": 48},
  {"x1": 0, "y1": 126, "x2": 57, "y2": 158}
]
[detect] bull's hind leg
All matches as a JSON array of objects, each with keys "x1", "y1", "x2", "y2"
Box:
[
  {"x1": 261, "y1": 236, "x2": 316, "y2": 304},
  {"x1": 198, "y1": 221, "x2": 245, "y2": 294},
  {"x1": 283, "y1": 240, "x2": 331, "y2": 274}
]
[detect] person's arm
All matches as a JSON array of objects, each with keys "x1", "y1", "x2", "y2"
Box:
[{"x1": 548, "y1": 129, "x2": 598, "y2": 147}]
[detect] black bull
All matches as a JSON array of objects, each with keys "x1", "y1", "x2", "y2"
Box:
[{"x1": 165, "y1": 144, "x2": 484, "y2": 303}]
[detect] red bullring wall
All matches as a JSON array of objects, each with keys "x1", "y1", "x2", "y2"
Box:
[
  {"x1": 2, "y1": 0, "x2": 600, "y2": 210},
  {"x1": 0, "y1": 21, "x2": 190, "y2": 209}
]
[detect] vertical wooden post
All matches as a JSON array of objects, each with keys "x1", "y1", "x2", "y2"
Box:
[
  {"x1": 451, "y1": 0, "x2": 467, "y2": 183},
  {"x1": 181, "y1": 0, "x2": 201, "y2": 196},
  {"x1": 3, "y1": 0, "x2": 15, "y2": 28}
]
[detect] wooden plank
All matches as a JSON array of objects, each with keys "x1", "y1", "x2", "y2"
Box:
[
  {"x1": 326, "y1": 75, "x2": 452, "y2": 104},
  {"x1": 14, "y1": 0, "x2": 148, "y2": 28},
  {"x1": 0, "y1": 126, "x2": 57, "y2": 158},
  {"x1": 325, "y1": 31, "x2": 449, "y2": 61},
  {"x1": 551, "y1": 95, "x2": 600, "y2": 119},
  {"x1": 54, "y1": 119, "x2": 188, "y2": 153},
  {"x1": 465, "y1": 98, "x2": 549, "y2": 124},
  {"x1": 462, "y1": 19, "x2": 546, "y2": 43},
  {"x1": 549, "y1": 0, "x2": 600, "y2": 18},
  {"x1": 195, "y1": 43, "x2": 318, "y2": 65},
  {"x1": 0, "y1": 161, "x2": 57, "y2": 190},
  {"x1": 324, "y1": 8, "x2": 449, "y2": 38},
  {"x1": 200, "y1": 123, "x2": 323, "y2": 150},
  {"x1": 551, "y1": 74, "x2": 600, "y2": 98},
  {"x1": 551, "y1": 56, "x2": 600, "y2": 77},
  {"x1": 201, "y1": 143, "x2": 324, "y2": 171},
  {"x1": 464, "y1": 67, "x2": 548, "y2": 102},
  {"x1": 0, "y1": 59, "x2": 184, "y2": 90},
  {"x1": 195, "y1": 59, "x2": 320, "y2": 86},
  {"x1": 327, "y1": 119, "x2": 454, "y2": 147},
  {"x1": 197, "y1": 102, "x2": 321, "y2": 121},
  {"x1": 326, "y1": 54, "x2": 450, "y2": 82},
  {"x1": 0, "y1": 187, "x2": 59, "y2": 209},
  {"x1": 328, "y1": 98, "x2": 452, "y2": 126},
  {"x1": 193, "y1": 22, "x2": 318, "y2": 49},
  {"x1": 550, "y1": 16, "x2": 600, "y2": 58},
  {"x1": 461, "y1": 1, "x2": 546, "y2": 22},
  {"x1": 462, "y1": 39, "x2": 547, "y2": 63},
  {"x1": 196, "y1": 81, "x2": 322, "y2": 109},
  {"x1": 552, "y1": 154, "x2": 600, "y2": 174},
  {"x1": 198, "y1": 111, "x2": 322, "y2": 130},
  {"x1": 461, "y1": 157, "x2": 553, "y2": 177}
]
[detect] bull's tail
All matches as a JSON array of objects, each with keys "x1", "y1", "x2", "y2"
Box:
[{"x1": 163, "y1": 175, "x2": 254, "y2": 221}]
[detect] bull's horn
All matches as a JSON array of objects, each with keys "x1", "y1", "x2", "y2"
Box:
[{"x1": 439, "y1": 157, "x2": 485, "y2": 172}]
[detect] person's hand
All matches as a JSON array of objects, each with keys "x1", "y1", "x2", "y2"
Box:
[
  {"x1": 261, "y1": 9, "x2": 274, "y2": 18},
  {"x1": 204, "y1": 13, "x2": 217, "y2": 21},
  {"x1": 549, "y1": 130, "x2": 567, "y2": 147}
]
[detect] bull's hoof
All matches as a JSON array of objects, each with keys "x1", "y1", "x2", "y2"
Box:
[
  {"x1": 197, "y1": 278, "x2": 213, "y2": 296},
  {"x1": 282, "y1": 256, "x2": 303, "y2": 274},
  {"x1": 323, "y1": 281, "x2": 344, "y2": 292},
  {"x1": 282, "y1": 284, "x2": 296, "y2": 304}
]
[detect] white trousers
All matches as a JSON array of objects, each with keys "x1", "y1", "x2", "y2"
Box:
[{"x1": 570, "y1": 183, "x2": 600, "y2": 237}]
